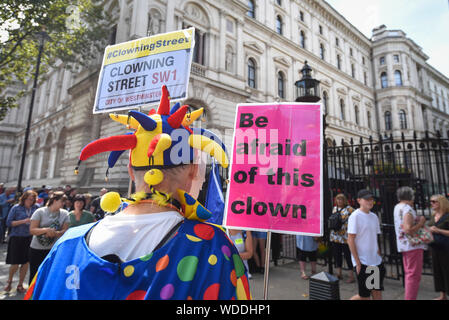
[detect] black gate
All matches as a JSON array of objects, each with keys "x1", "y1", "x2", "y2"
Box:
[{"x1": 325, "y1": 131, "x2": 449, "y2": 280}]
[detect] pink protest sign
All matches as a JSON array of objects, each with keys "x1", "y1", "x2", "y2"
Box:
[{"x1": 223, "y1": 103, "x2": 322, "y2": 236}]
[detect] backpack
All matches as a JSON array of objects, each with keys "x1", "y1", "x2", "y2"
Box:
[
  {"x1": 328, "y1": 210, "x2": 343, "y2": 231},
  {"x1": 328, "y1": 206, "x2": 354, "y2": 231}
]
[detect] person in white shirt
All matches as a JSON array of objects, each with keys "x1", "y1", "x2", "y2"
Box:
[
  {"x1": 347, "y1": 189, "x2": 385, "y2": 300},
  {"x1": 393, "y1": 186, "x2": 427, "y2": 300}
]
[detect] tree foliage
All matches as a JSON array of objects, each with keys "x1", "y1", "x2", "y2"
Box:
[{"x1": 0, "y1": 0, "x2": 113, "y2": 121}]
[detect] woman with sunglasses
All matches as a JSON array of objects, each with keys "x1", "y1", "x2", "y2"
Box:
[{"x1": 428, "y1": 194, "x2": 449, "y2": 300}]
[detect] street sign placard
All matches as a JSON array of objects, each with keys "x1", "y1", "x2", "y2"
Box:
[{"x1": 93, "y1": 28, "x2": 195, "y2": 113}]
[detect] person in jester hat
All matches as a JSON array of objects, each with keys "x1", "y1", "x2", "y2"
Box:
[{"x1": 25, "y1": 85, "x2": 251, "y2": 300}]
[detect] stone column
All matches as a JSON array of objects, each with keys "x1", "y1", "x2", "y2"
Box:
[
  {"x1": 48, "y1": 145, "x2": 58, "y2": 179},
  {"x1": 36, "y1": 149, "x2": 44, "y2": 179},
  {"x1": 236, "y1": 19, "x2": 244, "y2": 82},
  {"x1": 25, "y1": 153, "x2": 34, "y2": 180},
  {"x1": 130, "y1": 0, "x2": 148, "y2": 38},
  {"x1": 219, "y1": 9, "x2": 226, "y2": 72}
]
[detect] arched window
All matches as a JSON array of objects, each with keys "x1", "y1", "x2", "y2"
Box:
[
  {"x1": 339, "y1": 99, "x2": 345, "y2": 120},
  {"x1": 322, "y1": 91, "x2": 328, "y2": 113},
  {"x1": 247, "y1": 0, "x2": 255, "y2": 18},
  {"x1": 299, "y1": 30, "x2": 305, "y2": 49},
  {"x1": 183, "y1": 21, "x2": 207, "y2": 66},
  {"x1": 276, "y1": 15, "x2": 283, "y2": 35},
  {"x1": 380, "y1": 72, "x2": 388, "y2": 88},
  {"x1": 399, "y1": 109, "x2": 407, "y2": 129},
  {"x1": 337, "y1": 54, "x2": 341, "y2": 70},
  {"x1": 395, "y1": 70, "x2": 403, "y2": 86},
  {"x1": 384, "y1": 111, "x2": 392, "y2": 130},
  {"x1": 354, "y1": 105, "x2": 359, "y2": 125},
  {"x1": 247, "y1": 58, "x2": 256, "y2": 88},
  {"x1": 320, "y1": 43, "x2": 325, "y2": 60},
  {"x1": 277, "y1": 71, "x2": 285, "y2": 99}
]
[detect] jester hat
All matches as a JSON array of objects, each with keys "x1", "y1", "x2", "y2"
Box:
[{"x1": 76, "y1": 85, "x2": 229, "y2": 175}]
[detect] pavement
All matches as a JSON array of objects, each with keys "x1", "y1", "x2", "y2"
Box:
[{"x1": 0, "y1": 242, "x2": 439, "y2": 301}]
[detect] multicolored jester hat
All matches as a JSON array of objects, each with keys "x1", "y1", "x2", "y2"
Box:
[{"x1": 75, "y1": 85, "x2": 229, "y2": 220}]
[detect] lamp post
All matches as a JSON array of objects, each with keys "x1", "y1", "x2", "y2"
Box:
[
  {"x1": 16, "y1": 29, "x2": 51, "y2": 193},
  {"x1": 295, "y1": 61, "x2": 334, "y2": 274},
  {"x1": 295, "y1": 61, "x2": 321, "y2": 103}
]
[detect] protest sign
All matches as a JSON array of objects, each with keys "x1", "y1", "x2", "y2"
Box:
[
  {"x1": 223, "y1": 103, "x2": 323, "y2": 236},
  {"x1": 93, "y1": 28, "x2": 195, "y2": 113}
]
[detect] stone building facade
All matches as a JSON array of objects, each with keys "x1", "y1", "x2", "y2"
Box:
[{"x1": 1, "y1": 0, "x2": 448, "y2": 194}]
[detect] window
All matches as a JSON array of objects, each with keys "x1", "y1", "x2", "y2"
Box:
[
  {"x1": 364, "y1": 72, "x2": 367, "y2": 85},
  {"x1": 394, "y1": 70, "x2": 403, "y2": 86},
  {"x1": 362, "y1": 56, "x2": 365, "y2": 65},
  {"x1": 340, "y1": 99, "x2": 345, "y2": 120},
  {"x1": 183, "y1": 23, "x2": 207, "y2": 65},
  {"x1": 322, "y1": 91, "x2": 328, "y2": 113},
  {"x1": 354, "y1": 105, "x2": 359, "y2": 125},
  {"x1": 277, "y1": 72, "x2": 285, "y2": 98},
  {"x1": 350, "y1": 48, "x2": 353, "y2": 56},
  {"x1": 384, "y1": 111, "x2": 392, "y2": 130},
  {"x1": 299, "y1": 11, "x2": 304, "y2": 22},
  {"x1": 335, "y1": 37, "x2": 339, "y2": 47},
  {"x1": 337, "y1": 54, "x2": 341, "y2": 70},
  {"x1": 319, "y1": 25, "x2": 323, "y2": 35},
  {"x1": 320, "y1": 43, "x2": 325, "y2": 60},
  {"x1": 351, "y1": 64, "x2": 355, "y2": 78},
  {"x1": 247, "y1": 0, "x2": 255, "y2": 18},
  {"x1": 247, "y1": 58, "x2": 256, "y2": 88},
  {"x1": 276, "y1": 0, "x2": 281, "y2": 5},
  {"x1": 276, "y1": 15, "x2": 283, "y2": 35},
  {"x1": 399, "y1": 109, "x2": 407, "y2": 129},
  {"x1": 299, "y1": 30, "x2": 305, "y2": 49},
  {"x1": 393, "y1": 54, "x2": 400, "y2": 63},
  {"x1": 380, "y1": 56, "x2": 385, "y2": 65},
  {"x1": 380, "y1": 72, "x2": 388, "y2": 88},
  {"x1": 367, "y1": 111, "x2": 372, "y2": 129}
]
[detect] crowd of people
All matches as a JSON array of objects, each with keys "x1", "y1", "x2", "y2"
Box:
[
  {"x1": 1, "y1": 179, "x2": 449, "y2": 300},
  {"x1": 312, "y1": 188, "x2": 449, "y2": 300},
  {"x1": 0, "y1": 183, "x2": 110, "y2": 292}
]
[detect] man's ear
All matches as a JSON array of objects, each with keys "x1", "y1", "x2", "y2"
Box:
[
  {"x1": 128, "y1": 164, "x2": 136, "y2": 182},
  {"x1": 188, "y1": 163, "x2": 199, "y2": 179}
]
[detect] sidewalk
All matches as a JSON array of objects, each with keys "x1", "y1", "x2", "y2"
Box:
[
  {"x1": 0, "y1": 242, "x2": 438, "y2": 300},
  {"x1": 249, "y1": 258, "x2": 437, "y2": 300}
]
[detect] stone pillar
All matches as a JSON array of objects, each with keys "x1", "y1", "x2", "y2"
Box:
[
  {"x1": 36, "y1": 149, "x2": 44, "y2": 179},
  {"x1": 391, "y1": 98, "x2": 399, "y2": 135},
  {"x1": 219, "y1": 9, "x2": 226, "y2": 72},
  {"x1": 236, "y1": 19, "x2": 244, "y2": 82},
  {"x1": 48, "y1": 145, "x2": 58, "y2": 179},
  {"x1": 130, "y1": 0, "x2": 148, "y2": 39},
  {"x1": 25, "y1": 153, "x2": 34, "y2": 180}
]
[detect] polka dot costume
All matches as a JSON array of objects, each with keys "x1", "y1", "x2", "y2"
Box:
[{"x1": 25, "y1": 220, "x2": 251, "y2": 300}]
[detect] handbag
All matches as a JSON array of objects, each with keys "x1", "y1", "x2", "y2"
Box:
[
  {"x1": 400, "y1": 208, "x2": 433, "y2": 246},
  {"x1": 405, "y1": 224, "x2": 434, "y2": 246}
]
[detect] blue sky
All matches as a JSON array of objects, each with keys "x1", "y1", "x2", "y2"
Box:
[{"x1": 326, "y1": 0, "x2": 449, "y2": 78}]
